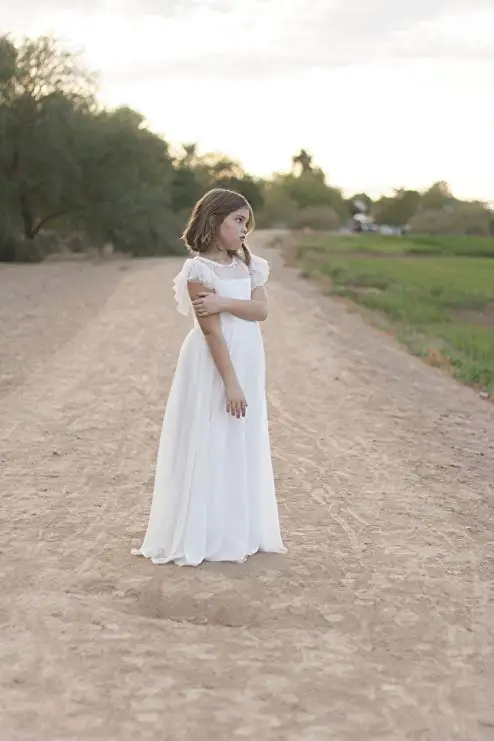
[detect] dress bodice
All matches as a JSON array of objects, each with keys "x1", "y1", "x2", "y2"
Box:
[{"x1": 173, "y1": 253, "x2": 270, "y2": 317}]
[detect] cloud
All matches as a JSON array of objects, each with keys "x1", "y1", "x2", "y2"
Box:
[
  {"x1": 3, "y1": 0, "x2": 494, "y2": 82},
  {"x1": 118, "y1": 0, "x2": 266, "y2": 16},
  {"x1": 310, "y1": 0, "x2": 492, "y2": 36},
  {"x1": 117, "y1": 0, "x2": 494, "y2": 36},
  {"x1": 98, "y1": 3, "x2": 494, "y2": 84},
  {"x1": 120, "y1": 0, "x2": 494, "y2": 80}
]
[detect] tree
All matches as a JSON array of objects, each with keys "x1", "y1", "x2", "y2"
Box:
[
  {"x1": 256, "y1": 181, "x2": 297, "y2": 228},
  {"x1": 421, "y1": 181, "x2": 454, "y2": 211},
  {"x1": 202, "y1": 154, "x2": 265, "y2": 210},
  {"x1": 276, "y1": 171, "x2": 345, "y2": 215},
  {"x1": 0, "y1": 34, "x2": 183, "y2": 258},
  {"x1": 172, "y1": 149, "x2": 265, "y2": 213},
  {"x1": 179, "y1": 142, "x2": 199, "y2": 168},
  {"x1": 292, "y1": 148, "x2": 314, "y2": 176},
  {"x1": 0, "y1": 34, "x2": 96, "y2": 239},
  {"x1": 170, "y1": 142, "x2": 208, "y2": 213},
  {"x1": 374, "y1": 189, "x2": 421, "y2": 226},
  {"x1": 290, "y1": 205, "x2": 340, "y2": 231},
  {"x1": 72, "y1": 105, "x2": 178, "y2": 253}
]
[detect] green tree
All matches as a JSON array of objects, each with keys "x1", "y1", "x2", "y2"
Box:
[
  {"x1": 170, "y1": 143, "x2": 208, "y2": 213},
  {"x1": 278, "y1": 171, "x2": 345, "y2": 215},
  {"x1": 374, "y1": 189, "x2": 421, "y2": 226},
  {"x1": 256, "y1": 181, "x2": 297, "y2": 227},
  {"x1": 73, "y1": 105, "x2": 178, "y2": 253},
  {"x1": 0, "y1": 34, "x2": 95, "y2": 239},
  {"x1": 292, "y1": 148, "x2": 314, "y2": 176},
  {"x1": 290, "y1": 205, "x2": 340, "y2": 231},
  {"x1": 0, "y1": 34, "x2": 183, "y2": 258},
  {"x1": 421, "y1": 181, "x2": 454, "y2": 211},
  {"x1": 175, "y1": 150, "x2": 265, "y2": 212}
]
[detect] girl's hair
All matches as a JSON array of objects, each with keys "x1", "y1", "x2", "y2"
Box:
[{"x1": 181, "y1": 188, "x2": 254, "y2": 266}]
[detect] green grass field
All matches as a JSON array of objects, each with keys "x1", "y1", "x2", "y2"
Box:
[
  {"x1": 293, "y1": 234, "x2": 494, "y2": 393},
  {"x1": 297, "y1": 232, "x2": 494, "y2": 257}
]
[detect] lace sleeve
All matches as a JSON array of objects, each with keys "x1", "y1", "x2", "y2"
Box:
[
  {"x1": 173, "y1": 259, "x2": 216, "y2": 316},
  {"x1": 249, "y1": 254, "x2": 270, "y2": 290}
]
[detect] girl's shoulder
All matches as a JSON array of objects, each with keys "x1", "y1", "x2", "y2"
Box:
[
  {"x1": 181, "y1": 255, "x2": 218, "y2": 283},
  {"x1": 172, "y1": 257, "x2": 217, "y2": 316}
]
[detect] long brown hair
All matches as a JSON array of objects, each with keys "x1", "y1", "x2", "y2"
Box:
[{"x1": 181, "y1": 188, "x2": 254, "y2": 266}]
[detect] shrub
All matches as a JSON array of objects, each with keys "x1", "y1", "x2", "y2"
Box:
[
  {"x1": 409, "y1": 205, "x2": 491, "y2": 236},
  {"x1": 290, "y1": 205, "x2": 340, "y2": 231},
  {"x1": 0, "y1": 229, "x2": 17, "y2": 262},
  {"x1": 14, "y1": 237, "x2": 45, "y2": 262}
]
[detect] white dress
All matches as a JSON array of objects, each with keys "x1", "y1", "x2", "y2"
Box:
[{"x1": 132, "y1": 253, "x2": 286, "y2": 566}]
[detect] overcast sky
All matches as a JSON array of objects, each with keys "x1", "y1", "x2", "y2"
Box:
[{"x1": 3, "y1": 0, "x2": 494, "y2": 200}]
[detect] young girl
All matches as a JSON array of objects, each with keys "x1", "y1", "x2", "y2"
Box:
[{"x1": 132, "y1": 188, "x2": 286, "y2": 566}]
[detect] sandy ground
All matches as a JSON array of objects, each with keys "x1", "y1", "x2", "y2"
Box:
[{"x1": 0, "y1": 232, "x2": 493, "y2": 741}]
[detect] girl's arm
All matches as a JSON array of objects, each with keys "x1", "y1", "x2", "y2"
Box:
[
  {"x1": 187, "y1": 281, "x2": 247, "y2": 418},
  {"x1": 222, "y1": 287, "x2": 268, "y2": 321},
  {"x1": 192, "y1": 287, "x2": 268, "y2": 322}
]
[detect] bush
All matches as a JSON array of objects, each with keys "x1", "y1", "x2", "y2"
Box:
[
  {"x1": 109, "y1": 214, "x2": 184, "y2": 257},
  {"x1": 14, "y1": 237, "x2": 45, "y2": 262},
  {"x1": 0, "y1": 225, "x2": 61, "y2": 262},
  {"x1": 65, "y1": 231, "x2": 90, "y2": 253},
  {"x1": 290, "y1": 205, "x2": 340, "y2": 231},
  {"x1": 256, "y1": 190, "x2": 298, "y2": 228},
  {"x1": 409, "y1": 205, "x2": 491, "y2": 236},
  {"x1": 0, "y1": 229, "x2": 17, "y2": 262},
  {"x1": 32, "y1": 230, "x2": 63, "y2": 255}
]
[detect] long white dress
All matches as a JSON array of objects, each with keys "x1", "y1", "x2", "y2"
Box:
[{"x1": 132, "y1": 252, "x2": 286, "y2": 566}]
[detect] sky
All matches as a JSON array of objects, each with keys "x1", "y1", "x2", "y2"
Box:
[{"x1": 3, "y1": 0, "x2": 494, "y2": 201}]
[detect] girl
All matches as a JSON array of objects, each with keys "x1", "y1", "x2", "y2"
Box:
[{"x1": 132, "y1": 188, "x2": 286, "y2": 566}]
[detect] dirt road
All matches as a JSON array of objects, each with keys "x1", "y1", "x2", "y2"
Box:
[{"x1": 1, "y1": 232, "x2": 493, "y2": 741}]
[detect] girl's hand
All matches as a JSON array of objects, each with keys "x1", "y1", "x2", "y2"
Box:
[
  {"x1": 225, "y1": 381, "x2": 247, "y2": 419},
  {"x1": 192, "y1": 292, "x2": 225, "y2": 318}
]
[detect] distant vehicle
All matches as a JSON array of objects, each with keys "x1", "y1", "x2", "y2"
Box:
[
  {"x1": 351, "y1": 213, "x2": 407, "y2": 236},
  {"x1": 352, "y1": 213, "x2": 376, "y2": 233},
  {"x1": 378, "y1": 225, "x2": 408, "y2": 236},
  {"x1": 378, "y1": 225, "x2": 400, "y2": 236}
]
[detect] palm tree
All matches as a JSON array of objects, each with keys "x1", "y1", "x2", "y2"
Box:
[
  {"x1": 180, "y1": 142, "x2": 198, "y2": 168},
  {"x1": 292, "y1": 148, "x2": 313, "y2": 176}
]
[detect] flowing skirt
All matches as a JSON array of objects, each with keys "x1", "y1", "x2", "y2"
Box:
[{"x1": 132, "y1": 318, "x2": 285, "y2": 566}]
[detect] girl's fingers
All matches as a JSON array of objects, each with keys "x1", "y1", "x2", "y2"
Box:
[{"x1": 225, "y1": 400, "x2": 247, "y2": 419}]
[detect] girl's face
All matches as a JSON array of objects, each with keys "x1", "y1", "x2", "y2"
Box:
[{"x1": 217, "y1": 207, "x2": 250, "y2": 251}]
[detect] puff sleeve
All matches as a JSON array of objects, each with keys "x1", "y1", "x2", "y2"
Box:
[
  {"x1": 249, "y1": 254, "x2": 270, "y2": 290},
  {"x1": 172, "y1": 259, "x2": 216, "y2": 316}
]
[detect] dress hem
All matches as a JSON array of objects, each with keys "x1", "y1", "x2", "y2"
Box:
[{"x1": 131, "y1": 545, "x2": 287, "y2": 567}]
